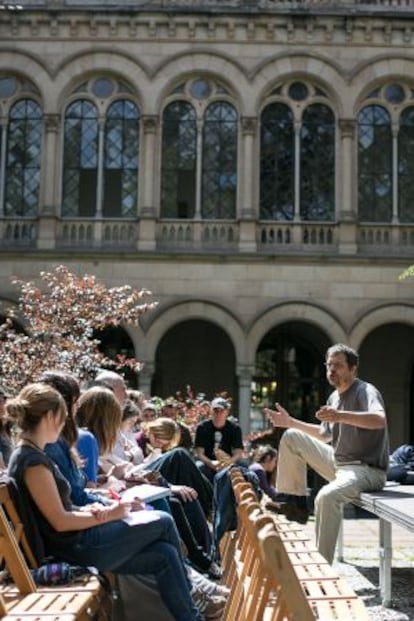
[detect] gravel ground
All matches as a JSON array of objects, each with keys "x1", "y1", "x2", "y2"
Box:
[
  {"x1": 332, "y1": 548, "x2": 414, "y2": 620},
  {"x1": 334, "y1": 559, "x2": 414, "y2": 621},
  {"x1": 301, "y1": 510, "x2": 414, "y2": 621}
]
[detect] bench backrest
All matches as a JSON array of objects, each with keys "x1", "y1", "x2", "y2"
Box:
[{"x1": 0, "y1": 483, "x2": 37, "y2": 594}]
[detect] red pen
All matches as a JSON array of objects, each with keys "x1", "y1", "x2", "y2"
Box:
[{"x1": 109, "y1": 488, "x2": 121, "y2": 501}]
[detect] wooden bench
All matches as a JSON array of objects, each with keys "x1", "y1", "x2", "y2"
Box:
[
  {"x1": 227, "y1": 469, "x2": 369, "y2": 620},
  {"x1": 0, "y1": 482, "x2": 111, "y2": 621},
  {"x1": 337, "y1": 482, "x2": 414, "y2": 606}
]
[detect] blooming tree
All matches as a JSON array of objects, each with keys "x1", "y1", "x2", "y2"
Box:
[
  {"x1": 399, "y1": 265, "x2": 414, "y2": 281},
  {"x1": 0, "y1": 265, "x2": 157, "y2": 394}
]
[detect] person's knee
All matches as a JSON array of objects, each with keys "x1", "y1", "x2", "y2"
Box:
[
  {"x1": 314, "y1": 483, "x2": 342, "y2": 512},
  {"x1": 280, "y1": 428, "x2": 306, "y2": 451}
]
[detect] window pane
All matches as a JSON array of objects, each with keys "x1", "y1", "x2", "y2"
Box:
[
  {"x1": 260, "y1": 102, "x2": 294, "y2": 220},
  {"x1": 103, "y1": 99, "x2": 139, "y2": 218},
  {"x1": 300, "y1": 103, "x2": 335, "y2": 221},
  {"x1": 398, "y1": 106, "x2": 414, "y2": 223},
  {"x1": 62, "y1": 99, "x2": 98, "y2": 217},
  {"x1": 358, "y1": 105, "x2": 392, "y2": 222},
  {"x1": 161, "y1": 101, "x2": 196, "y2": 218},
  {"x1": 4, "y1": 99, "x2": 42, "y2": 217},
  {"x1": 202, "y1": 102, "x2": 237, "y2": 219}
]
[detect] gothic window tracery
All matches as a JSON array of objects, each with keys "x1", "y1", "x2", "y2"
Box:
[
  {"x1": 358, "y1": 82, "x2": 414, "y2": 223},
  {"x1": 61, "y1": 77, "x2": 139, "y2": 218},
  {"x1": 0, "y1": 76, "x2": 42, "y2": 217},
  {"x1": 259, "y1": 80, "x2": 335, "y2": 222},
  {"x1": 160, "y1": 77, "x2": 237, "y2": 220}
]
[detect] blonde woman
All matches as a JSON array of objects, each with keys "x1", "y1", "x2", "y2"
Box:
[
  {"x1": 142, "y1": 417, "x2": 222, "y2": 580},
  {"x1": 6, "y1": 382, "x2": 203, "y2": 621}
]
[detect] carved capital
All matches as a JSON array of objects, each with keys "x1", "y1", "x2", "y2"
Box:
[
  {"x1": 142, "y1": 115, "x2": 158, "y2": 134},
  {"x1": 44, "y1": 114, "x2": 60, "y2": 134},
  {"x1": 339, "y1": 119, "x2": 356, "y2": 139},
  {"x1": 237, "y1": 365, "x2": 254, "y2": 383},
  {"x1": 241, "y1": 116, "x2": 257, "y2": 135}
]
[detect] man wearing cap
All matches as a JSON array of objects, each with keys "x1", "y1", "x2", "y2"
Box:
[{"x1": 194, "y1": 398, "x2": 244, "y2": 482}]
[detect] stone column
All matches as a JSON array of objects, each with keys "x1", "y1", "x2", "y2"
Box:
[
  {"x1": 392, "y1": 123, "x2": 399, "y2": 225},
  {"x1": 293, "y1": 121, "x2": 301, "y2": 223},
  {"x1": 338, "y1": 119, "x2": 357, "y2": 254},
  {"x1": 239, "y1": 116, "x2": 257, "y2": 252},
  {"x1": 0, "y1": 119, "x2": 8, "y2": 216},
  {"x1": 195, "y1": 118, "x2": 203, "y2": 220},
  {"x1": 96, "y1": 117, "x2": 105, "y2": 219},
  {"x1": 138, "y1": 362, "x2": 155, "y2": 397},
  {"x1": 237, "y1": 364, "x2": 254, "y2": 436},
  {"x1": 37, "y1": 114, "x2": 60, "y2": 249},
  {"x1": 138, "y1": 115, "x2": 158, "y2": 250}
]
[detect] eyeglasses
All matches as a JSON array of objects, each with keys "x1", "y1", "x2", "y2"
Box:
[{"x1": 324, "y1": 362, "x2": 346, "y2": 370}]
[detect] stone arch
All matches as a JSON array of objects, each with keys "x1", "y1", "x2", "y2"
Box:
[
  {"x1": 247, "y1": 302, "x2": 346, "y2": 364},
  {"x1": 151, "y1": 51, "x2": 248, "y2": 113},
  {"x1": 142, "y1": 300, "x2": 246, "y2": 365},
  {"x1": 350, "y1": 304, "x2": 414, "y2": 350},
  {"x1": 52, "y1": 50, "x2": 152, "y2": 111},
  {"x1": 252, "y1": 52, "x2": 347, "y2": 116},
  {"x1": 0, "y1": 50, "x2": 52, "y2": 106},
  {"x1": 350, "y1": 55, "x2": 414, "y2": 111}
]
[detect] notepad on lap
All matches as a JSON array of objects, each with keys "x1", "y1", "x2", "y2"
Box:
[{"x1": 122, "y1": 484, "x2": 172, "y2": 503}]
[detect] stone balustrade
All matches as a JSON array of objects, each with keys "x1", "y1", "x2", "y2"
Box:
[{"x1": 1, "y1": 216, "x2": 412, "y2": 257}]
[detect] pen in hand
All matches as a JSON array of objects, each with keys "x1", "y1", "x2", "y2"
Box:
[{"x1": 109, "y1": 488, "x2": 121, "y2": 501}]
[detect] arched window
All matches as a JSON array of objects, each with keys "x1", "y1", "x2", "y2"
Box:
[
  {"x1": 161, "y1": 101, "x2": 197, "y2": 219},
  {"x1": 260, "y1": 103, "x2": 294, "y2": 220},
  {"x1": 160, "y1": 78, "x2": 238, "y2": 220},
  {"x1": 104, "y1": 100, "x2": 139, "y2": 218},
  {"x1": 358, "y1": 105, "x2": 392, "y2": 222},
  {"x1": 259, "y1": 81, "x2": 335, "y2": 222},
  {"x1": 62, "y1": 100, "x2": 98, "y2": 217},
  {"x1": 62, "y1": 77, "x2": 140, "y2": 218},
  {"x1": 0, "y1": 76, "x2": 42, "y2": 217},
  {"x1": 202, "y1": 102, "x2": 237, "y2": 219},
  {"x1": 300, "y1": 104, "x2": 335, "y2": 221},
  {"x1": 399, "y1": 106, "x2": 414, "y2": 224}
]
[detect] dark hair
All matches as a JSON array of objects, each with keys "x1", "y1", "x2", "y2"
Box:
[
  {"x1": 6, "y1": 383, "x2": 67, "y2": 433},
  {"x1": 122, "y1": 399, "x2": 140, "y2": 422},
  {"x1": 326, "y1": 343, "x2": 359, "y2": 369},
  {"x1": 253, "y1": 445, "x2": 278, "y2": 464},
  {"x1": 38, "y1": 370, "x2": 80, "y2": 447}
]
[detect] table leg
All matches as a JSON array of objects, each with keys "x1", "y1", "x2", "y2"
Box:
[{"x1": 379, "y1": 518, "x2": 392, "y2": 607}]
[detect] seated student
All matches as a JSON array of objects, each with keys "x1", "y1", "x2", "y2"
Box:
[
  {"x1": 112, "y1": 399, "x2": 144, "y2": 466},
  {"x1": 77, "y1": 391, "x2": 223, "y2": 584},
  {"x1": 105, "y1": 413, "x2": 219, "y2": 580},
  {"x1": 387, "y1": 444, "x2": 414, "y2": 484},
  {"x1": 248, "y1": 445, "x2": 280, "y2": 502},
  {"x1": 194, "y1": 398, "x2": 245, "y2": 483},
  {"x1": 40, "y1": 370, "x2": 108, "y2": 506},
  {"x1": 6, "y1": 382, "x2": 204, "y2": 621}
]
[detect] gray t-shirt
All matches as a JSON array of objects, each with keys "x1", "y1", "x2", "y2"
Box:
[{"x1": 322, "y1": 378, "x2": 389, "y2": 471}]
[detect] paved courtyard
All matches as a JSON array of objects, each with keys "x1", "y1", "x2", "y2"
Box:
[{"x1": 302, "y1": 509, "x2": 414, "y2": 620}]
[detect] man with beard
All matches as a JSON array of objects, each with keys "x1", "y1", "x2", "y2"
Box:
[{"x1": 264, "y1": 343, "x2": 389, "y2": 564}]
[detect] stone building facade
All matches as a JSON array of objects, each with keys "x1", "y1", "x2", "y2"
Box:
[{"x1": 0, "y1": 0, "x2": 413, "y2": 447}]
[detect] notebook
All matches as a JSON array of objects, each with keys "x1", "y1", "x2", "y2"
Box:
[{"x1": 121, "y1": 484, "x2": 172, "y2": 503}]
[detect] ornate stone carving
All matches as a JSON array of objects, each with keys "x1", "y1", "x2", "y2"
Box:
[
  {"x1": 241, "y1": 116, "x2": 257, "y2": 135},
  {"x1": 142, "y1": 115, "x2": 158, "y2": 134},
  {"x1": 44, "y1": 114, "x2": 60, "y2": 134},
  {"x1": 339, "y1": 119, "x2": 356, "y2": 139}
]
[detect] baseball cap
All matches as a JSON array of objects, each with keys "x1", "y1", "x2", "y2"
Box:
[{"x1": 211, "y1": 397, "x2": 229, "y2": 410}]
